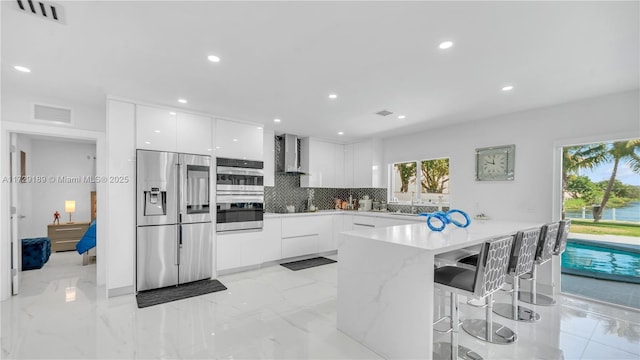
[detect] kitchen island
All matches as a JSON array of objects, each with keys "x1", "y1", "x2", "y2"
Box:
[{"x1": 337, "y1": 220, "x2": 541, "y2": 359}]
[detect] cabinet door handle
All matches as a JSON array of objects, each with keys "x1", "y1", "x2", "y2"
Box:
[{"x1": 55, "y1": 227, "x2": 83, "y2": 231}]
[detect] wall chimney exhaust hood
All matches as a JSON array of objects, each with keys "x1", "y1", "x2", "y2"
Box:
[{"x1": 275, "y1": 134, "x2": 307, "y2": 175}]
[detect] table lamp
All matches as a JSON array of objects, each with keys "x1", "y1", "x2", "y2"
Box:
[{"x1": 65, "y1": 200, "x2": 76, "y2": 223}]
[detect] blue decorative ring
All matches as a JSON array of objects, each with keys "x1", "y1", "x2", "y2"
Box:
[
  {"x1": 447, "y1": 209, "x2": 471, "y2": 228},
  {"x1": 419, "y1": 209, "x2": 471, "y2": 231}
]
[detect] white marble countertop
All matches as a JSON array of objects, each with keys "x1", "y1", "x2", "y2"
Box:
[
  {"x1": 342, "y1": 219, "x2": 542, "y2": 254},
  {"x1": 263, "y1": 210, "x2": 426, "y2": 222}
]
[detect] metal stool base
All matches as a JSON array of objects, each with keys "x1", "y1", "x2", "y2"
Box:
[
  {"x1": 518, "y1": 291, "x2": 556, "y2": 306},
  {"x1": 433, "y1": 342, "x2": 483, "y2": 360},
  {"x1": 492, "y1": 303, "x2": 540, "y2": 322},
  {"x1": 461, "y1": 319, "x2": 518, "y2": 344}
]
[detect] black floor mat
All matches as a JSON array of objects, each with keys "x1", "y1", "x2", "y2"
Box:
[
  {"x1": 136, "y1": 279, "x2": 227, "y2": 308},
  {"x1": 280, "y1": 256, "x2": 337, "y2": 271}
]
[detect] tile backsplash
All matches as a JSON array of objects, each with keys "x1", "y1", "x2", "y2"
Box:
[{"x1": 264, "y1": 174, "x2": 387, "y2": 213}]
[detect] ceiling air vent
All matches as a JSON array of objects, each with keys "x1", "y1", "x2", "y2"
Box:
[
  {"x1": 33, "y1": 104, "x2": 72, "y2": 124},
  {"x1": 375, "y1": 110, "x2": 393, "y2": 116},
  {"x1": 15, "y1": 0, "x2": 65, "y2": 24}
]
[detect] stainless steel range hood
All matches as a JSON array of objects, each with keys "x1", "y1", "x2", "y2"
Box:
[{"x1": 275, "y1": 134, "x2": 307, "y2": 174}]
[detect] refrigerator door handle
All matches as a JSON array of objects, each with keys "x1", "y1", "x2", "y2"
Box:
[
  {"x1": 177, "y1": 162, "x2": 184, "y2": 220},
  {"x1": 177, "y1": 224, "x2": 182, "y2": 265}
]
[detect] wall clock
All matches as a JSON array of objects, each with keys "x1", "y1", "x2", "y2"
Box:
[{"x1": 475, "y1": 144, "x2": 515, "y2": 181}]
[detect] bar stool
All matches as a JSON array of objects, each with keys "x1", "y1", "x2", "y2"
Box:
[
  {"x1": 433, "y1": 235, "x2": 514, "y2": 360},
  {"x1": 519, "y1": 219, "x2": 571, "y2": 306},
  {"x1": 492, "y1": 227, "x2": 541, "y2": 322}
]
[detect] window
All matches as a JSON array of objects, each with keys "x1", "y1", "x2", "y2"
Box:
[{"x1": 391, "y1": 158, "x2": 449, "y2": 204}]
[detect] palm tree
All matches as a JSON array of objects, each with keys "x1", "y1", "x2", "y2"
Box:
[
  {"x1": 593, "y1": 139, "x2": 640, "y2": 222},
  {"x1": 562, "y1": 143, "x2": 608, "y2": 218},
  {"x1": 562, "y1": 143, "x2": 608, "y2": 190}
]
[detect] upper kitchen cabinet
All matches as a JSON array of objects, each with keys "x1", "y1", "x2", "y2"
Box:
[
  {"x1": 346, "y1": 139, "x2": 383, "y2": 188},
  {"x1": 176, "y1": 112, "x2": 212, "y2": 155},
  {"x1": 215, "y1": 119, "x2": 263, "y2": 161},
  {"x1": 136, "y1": 105, "x2": 177, "y2": 151},
  {"x1": 263, "y1": 130, "x2": 275, "y2": 187},
  {"x1": 300, "y1": 137, "x2": 342, "y2": 188},
  {"x1": 136, "y1": 104, "x2": 212, "y2": 155}
]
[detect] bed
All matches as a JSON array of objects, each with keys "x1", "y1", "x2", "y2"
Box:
[{"x1": 76, "y1": 220, "x2": 96, "y2": 265}]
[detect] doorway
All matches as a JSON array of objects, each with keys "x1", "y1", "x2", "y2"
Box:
[
  {"x1": 11, "y1": 133, "x2": 97, "y2": 296},
  {"x1": 560, "y1": 138, "x2": 640, "y2": 308},
  {"x1": 1, "y1": 122, "x2": 106, "y2": 300}
]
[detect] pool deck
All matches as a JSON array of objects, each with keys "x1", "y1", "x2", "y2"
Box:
[{"x1": 569, "y1": 232, "x2": 640, "y2": 247}]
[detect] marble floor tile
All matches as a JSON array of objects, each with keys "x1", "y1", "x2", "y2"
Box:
[{"x1": 2, "y1": 251, "x2": 639, "y2": 359}]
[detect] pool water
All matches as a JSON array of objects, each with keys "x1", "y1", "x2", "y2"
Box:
[{"x1": 561, "y1": 239, "x2": 640, "y2": 284}]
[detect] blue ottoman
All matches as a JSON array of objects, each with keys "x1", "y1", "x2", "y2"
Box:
[{"x1": 22, "y1": 237, "x2": 51, "y2": 270}]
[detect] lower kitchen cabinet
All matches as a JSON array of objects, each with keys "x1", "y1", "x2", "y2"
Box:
[
  {"x1": 281, "y1": 215, "x2": 333, "y2": 258},
  {"x1": 262, "y1": 218, "x2": 282, "y2": 262},
  {"x1": 216, "y1": 232, "x2": 243, "y2": 271},
  {"x1": 282, "y1": 235, "x2": 319, "y2": 258}
]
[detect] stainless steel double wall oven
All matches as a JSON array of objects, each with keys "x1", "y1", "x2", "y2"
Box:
[{"x1": 216, "y1": 157, "x2": 264, "y2": 232}]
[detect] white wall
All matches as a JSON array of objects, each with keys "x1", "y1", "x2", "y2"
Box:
[
  {"x1": 383, "y1": 90, "x2": 640, "y2": 223},
  {"x1": 28, "y1": 139, "x2": 96, "y2": 236},
  {"x1": 105, "y1": 99, "x2": 136, "y2": 296},
  {"x1": 1, "y1": 86, "x2": 105, "y2": 132}
]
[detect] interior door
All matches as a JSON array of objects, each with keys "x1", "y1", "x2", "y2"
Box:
[
  {"x1": 9, "y1": 133, "x2": 20, "y2": 295},
  {"x1": 179, "y1": 222, "x2": 212, "y2": 284}
]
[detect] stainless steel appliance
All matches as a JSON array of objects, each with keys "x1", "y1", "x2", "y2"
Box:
[
  {"x1": 136, "y1": 150, "x2": 212, "y2": 292},
  {"x1": 216, "y1": 157, "x2": 264, "y2": 232}
]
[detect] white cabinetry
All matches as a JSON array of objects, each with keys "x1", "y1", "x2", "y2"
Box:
[
  {"x1": 343, "y1": 145, "x2": 354, "y2": 188},
  {"x1": 281, "y1": 216, "x2": 332, "y2": 258},
  {"x1": 136, "y1": 105, "x2": 177, "y2": 151},
  {"x1": 262, "y1": 217, "x2": 282, "y2": 262},
  {"x1": 351, "y1": 139, "x2": 383, "y2": 188},
  {"x1": 352, "y1": 215, "x2": 376, "y2": 230},
  {"x1": 301, "y1": 137, "x2": 343, "y2": 188},
  {"x1": 215, "y1": 119, "x2": 263, "y2": 161},
  {"x1": 263, "y1": 130, "x2": 275, "y2": 187},
  {"x1": 176, "y1": 112, "x2": 212, "y2": 155},
  {"x1": 216, "y1": 218, "x2": 282, "y2": 271},
  {"x1": 135, "y1": 104, "x2": 212, "y2": 155}
]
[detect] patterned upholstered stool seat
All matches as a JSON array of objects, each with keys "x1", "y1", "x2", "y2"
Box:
[{"x1": 21, "y1": 237, "x2": 51, "y2": 270}]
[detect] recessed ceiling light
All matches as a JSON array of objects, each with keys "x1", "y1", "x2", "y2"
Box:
[
  {"x1": 398, "y1": 115, "x2": 406, "y2": 119},
  {"x1": 215, "y1": 146, "x2": 221, "y2": 149},
  {"x1": 169, "y1": 112, "x2": 176, "y2": 115},
  {"x1": 14, "y1": 65, "x2": 31, "y2": 73},
  {"x1": 257, "y1": 126, "x2": 263, "y2": 130},
  {"x1": 338, "y1": 131, "x2": 344, "y2": 135},
  {"x1": 502, "y1": 85, "x2": 514, "y2": 92},
  {"x1": 328, "y1": 94, "x2": 338, "y2": 99},
  {"x1": 207, "y1": 55, "x2": 221, "y2": 63},
  {"x1": 154, "y1": 130, "x2": 161, "y2": 133},
  {"x1": 273, "y1": 118, "x2": 281, "y2": 123},
  {"x1": 438, "y1": 41, "x2": 454, "y2": 50},
  {"x1": 232, "y1": 138, "x2": 238, "y2": 142},
  {"x1": 178, "y1": 99, "x2": 188, "y2": 104},
  {"x1": 145, "y1": 141, "x2": 151, "y2": 145}
]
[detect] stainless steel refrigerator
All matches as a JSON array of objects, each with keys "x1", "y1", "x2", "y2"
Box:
[{"x1": 136, "y1": 149, "x2": 212, "y2": 292}]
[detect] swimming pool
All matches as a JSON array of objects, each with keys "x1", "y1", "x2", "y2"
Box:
[{"x1": 561, "y1": 239, "x2": 640, "y2": 284}]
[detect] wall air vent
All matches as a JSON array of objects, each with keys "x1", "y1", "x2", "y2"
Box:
[
  {"x1": 375, "y1": 110, "x2": 393, "y2": 116},
  {"x1": 33, "y1": 103, "x2": 72, "y2": 124},
  {"x1": 15, "y1": 0, "x2": 65, "y2": 24}
]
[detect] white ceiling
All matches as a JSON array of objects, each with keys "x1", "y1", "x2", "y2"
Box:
[{"x1": 2, "y1": 1, "x2": 638, "y2": 143}]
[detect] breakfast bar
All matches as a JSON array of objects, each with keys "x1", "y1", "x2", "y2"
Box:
[{"x1": 337, "y1": 220, "x2": 541, "y2": 359}]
